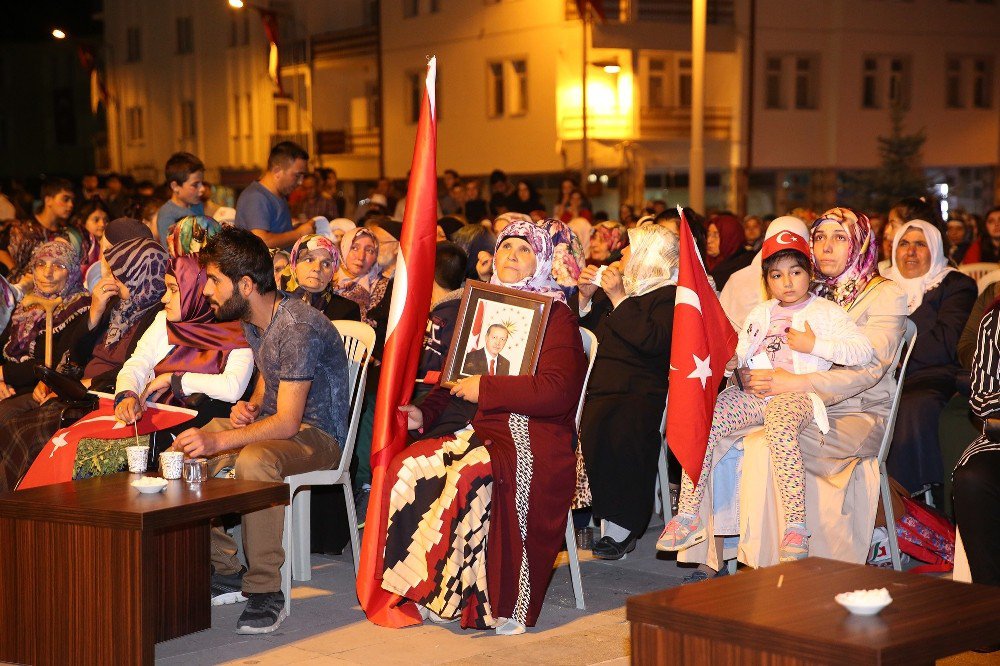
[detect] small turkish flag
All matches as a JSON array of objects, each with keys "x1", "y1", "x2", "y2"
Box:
[{"x1": 666, "y1": 209, "x2": 738, "y2": 486}]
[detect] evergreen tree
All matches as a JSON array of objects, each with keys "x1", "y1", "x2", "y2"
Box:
[{"x1": 842, "y1": 104, "x2": 930, "y2": 212}]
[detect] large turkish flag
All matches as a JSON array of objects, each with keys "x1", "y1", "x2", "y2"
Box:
[{"x1": 666, "y1": 211, "x2": 738, "y2": 486}]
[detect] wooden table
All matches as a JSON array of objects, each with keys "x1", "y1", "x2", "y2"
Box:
[
  {"x1": 627, "y1": 557, "x2": 1000, "y2": 665},
  {"x1": 0, "y1": 473, "x2": 288, "y2": 666}
]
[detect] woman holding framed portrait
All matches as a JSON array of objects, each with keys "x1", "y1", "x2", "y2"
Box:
[{"x1": 380, "y1": 219, "x2": 587, "y2": 635}]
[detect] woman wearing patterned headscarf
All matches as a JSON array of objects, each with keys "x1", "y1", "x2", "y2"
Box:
[
  {"x1": 0, "y1": 242, "x2": 90, "y2": 399},
  {"x1": 280, "y1": 234, "x2": 360, "y2": 322},
  {"x1": 333, "y1": 227, "x2": 391, "y2": 333},
  {"x1": 381, "y1": 219, "x2": 586, "y2": 635},
  {"x1": 167, "y1": 215, "x2": 222, "y2": 258},
  {"x1": 882, "y1": 220, "x2": 976, "y2": 495},
  {"x1": 545, "y1": 219, "x2": 586, "y2": 299},
  {"x1": 0, "y1": 236, "x2": 168, "y2": 492},
  {"x1": 678, "y1": 206, "x2": 910, "y2": 575},
  {"x1": 587, "y1": 220, "x2": 625, "y2": 266},
  {"x1": 578, "y1": 225, "x2": 678, "y2": 559}
]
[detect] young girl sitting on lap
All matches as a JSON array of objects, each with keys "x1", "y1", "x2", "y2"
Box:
[{"x1": 657, "y1": 229, "x2": 875, "y2": 561}]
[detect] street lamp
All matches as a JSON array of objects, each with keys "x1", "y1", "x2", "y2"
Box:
[
  {"x1": 228, "y1": 0, "x2": 245, "y2": 8},
  {"x1": 52, "y1": 29, "x2": 67, "y2": 40}
]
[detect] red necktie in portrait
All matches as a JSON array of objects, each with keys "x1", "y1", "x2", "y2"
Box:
[{"x1": 489, "y1": 358, "x2": 496, "y2": 376}]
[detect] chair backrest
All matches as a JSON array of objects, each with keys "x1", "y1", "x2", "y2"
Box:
[
  {"x1": 876, "y1": 319, "x2": 918, "y2": 464},
  {"x1": 575, "y1": 328, "x2": 599, "y2": 429},
  {"x1": 977, "y1": 268, "x2": 1000, "y2": 294},
  {"x1": 958, "y1": 262, "x2": 999, "y2": 283},
  {"x1": 330, "y1": 320, "x2": 376, "y2": 474}
]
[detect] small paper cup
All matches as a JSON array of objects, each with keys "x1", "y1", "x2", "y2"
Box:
[
  {"x1": 159, "y1": 451, "x2": 184, "y2": 480},
  {"x1": 126, "y1": 446, "x2": 149, "y2": 473}
]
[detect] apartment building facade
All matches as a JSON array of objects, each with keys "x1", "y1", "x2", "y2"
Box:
[{"x1": 101, "y1": 0, "x2": 999, "y2": 215}]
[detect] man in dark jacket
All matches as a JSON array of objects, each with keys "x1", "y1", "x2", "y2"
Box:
[{"x1": 417, "y1": 243, "x2": 467, "y2": 395}]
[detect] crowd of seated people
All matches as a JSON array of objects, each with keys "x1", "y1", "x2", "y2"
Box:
[{"x1": 3, "y1": 151, "x2": 1000, "y2": 644}]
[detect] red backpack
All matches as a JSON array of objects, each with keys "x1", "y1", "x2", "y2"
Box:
[{"x1": 895, "y1": 494, "x2": 956, "y2": 574}]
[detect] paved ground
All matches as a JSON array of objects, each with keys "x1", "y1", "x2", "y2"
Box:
[{"x1": 155, "y1": 526, "x2": 996, "y2": 665}]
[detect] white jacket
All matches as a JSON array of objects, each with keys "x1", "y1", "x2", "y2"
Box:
[
  {"x1": 115, "y1": 311, "x2": 254, "y2": 403},
  {"x1": 738, "y1": 295, "x2": 875, "y2": 433}
]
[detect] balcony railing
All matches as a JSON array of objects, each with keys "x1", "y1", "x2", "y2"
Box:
[
  {"x1": 566, "y1": 0, "x2": 734, "y2": 24},
  {"x1": 270, "y1": 132, "x2": 310, "y2": 149},
  {"x1": 315, "y1": 128, "x2": 380, "y2": 157},
  {"x1": 639, "y1": 105, "x2": 732, "y2": 140}
]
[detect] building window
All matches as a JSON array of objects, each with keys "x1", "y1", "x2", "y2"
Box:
[
  {"x1": 486, "y1": 58, "x2": 528, "y2": 118},
  {"x1": 509, "y1": 59, "x2": 528, "y2": 115},
  {"x1": 487, "y1": 62, "x2": 504, "y2": 118},
  {"x1": 403, "y1": 0, "x2": 419, "y2": 17},
  {"x1": 176, "y1": 17, "x2": 194, "y2": 54},
  {"x1": 862, "y1": 58, "x2": 878, "y2": 108},
  {"x1": 126, "y1": 106, "x2": 144, "y2": 143},
  {"x1": 245, "y1": 93, "x2": 254, "y2": 141},
  {"x1": 229, "y1": 17, "x2": 239, "y2": 48},
  {"x1": 972, "y1": 57, "x2": 992, "y2": 108},
  {"x1": 948, "y1": 55, "x2": 994, "y2": 109},
  {"x1": 888, "y1": 57, "x2": 909, "y2": 109},
  {"x1": 180, "y1": 100, "x2": 197, "y2": 138},
  {"x1": 860, "y1": 55, "x2": 911, "y2": 110},
  {"x1": 275, "y1": 103, "x2": 290, "y2": 131},
  {"x1": 794, "y1": 56, "x2": 818, "y2": 109},
  {"x1": 647, "y1": 58, "x2": 666, "y2": 109},
  {"x1": 429, "y1": 0, "x2": 440, "y2": 11},
  {"x1": 126, "y1": 27, "x2": 141, "y2": 63},
  {"x1": 946, "y1": 58, "x2": 962, "y2": 108},
  {"x1": 231, "y1": 94, "x2": 241, "y2": 140},
  {"x1": 676, "y1": 57, "x2": 692, "y2": 108},
  {"x1": 407, "y1": 70, "x2": 422, "y2": 123},
  {"x1": 764, "y1": 57, "x2": 783, "y2": 109},
  {"x1": 242, "y1": 13, "x2": 251, "y2": 45}
]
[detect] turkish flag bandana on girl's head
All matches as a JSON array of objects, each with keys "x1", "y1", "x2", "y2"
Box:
[{"x1": 761, "y1": 230, "x2": 811, "y2": 261}]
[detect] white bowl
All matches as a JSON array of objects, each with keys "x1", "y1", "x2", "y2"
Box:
[
  {"x1": 131, "y1": 477, "x2": 168, "y2": 494},
  {"x1": 835, "y1": 590, "x2": 893, "y2": 616}
]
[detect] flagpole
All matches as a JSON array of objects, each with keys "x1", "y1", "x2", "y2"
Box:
[{"x1": 690, "y1": 0, "x2": 706, "y2": 214}]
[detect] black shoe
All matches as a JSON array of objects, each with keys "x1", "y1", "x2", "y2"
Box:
[
  {"x1": 236, "y1": 591, "x2": 287, "y2": 635},
  {"x1": 591, "y1": 535, "x2": 637, "y2": 560},
  {"x1": 211, "y1": 566, "x2": 247, "y2": 606}
]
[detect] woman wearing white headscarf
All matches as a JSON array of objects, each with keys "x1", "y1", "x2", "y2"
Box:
[
  {"x1": 884, "y1": 219, "x2": 977, "y2": 495},
  {"x1": 578, "y1": 225, "x2": 679, "y2": 559}
]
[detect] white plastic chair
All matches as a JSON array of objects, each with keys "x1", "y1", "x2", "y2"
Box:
[
  {"x1": 563, "y1": 327, "x2": 598, "y2": 610},
  {"x1": 279, "y1": 320, "x2": 375, "y2": 612},
  {"x1": 653, "y1": 400, "x2": 672, "y2": 522},
  {"x1": 976, "y1": 268, "x2": 1000, "y2": 294},
  {"x1": 958, "y1": 262, "x2": 999, "y2": 284},
  {"x1": 876, "y1": 319, "x2": 918, "y2": 571}
]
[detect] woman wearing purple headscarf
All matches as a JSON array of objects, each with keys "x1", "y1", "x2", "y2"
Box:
[
  {"x1": 380, "y1": 219, "x2": 586, "y2": 635},
  {"x1": 0, "y1": 241, "x2": 90, "y2": 399},
  {"x1": 679, "y1": 207, "x2": 910, "y2": 574}
]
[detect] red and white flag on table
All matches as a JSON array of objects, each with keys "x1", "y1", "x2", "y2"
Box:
[
  {"x1": 357, "y1": 56, "x2": 438, "y2": 628},
  {"x1": 17, "y1": 393, "x2": 196, "y2": 490},
  {"x1": 666, "y1": 208, "x2": 738, "y2": 487}
]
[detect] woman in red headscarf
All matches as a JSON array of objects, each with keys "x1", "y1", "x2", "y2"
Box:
[
  {"x1": 706, "y1": 213, "x2": 750, "y2": 290},
  {"x1": 112, "y1": 255, "x2": 253, "y2": 428}
]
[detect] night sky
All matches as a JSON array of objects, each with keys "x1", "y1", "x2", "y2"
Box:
[{"x1": 2, "y1": 1, "x2": 102, "y2": 42}]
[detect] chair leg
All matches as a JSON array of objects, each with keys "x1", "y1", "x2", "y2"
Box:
[
  {"x1": 658, "y1": 446, "x2": 673, "y2": 521},
  {"x1": 880, "y1": 466, "x2": 903, "y2": 571},
  {"x1": 292, "y1": 486, "x2": 312, "y2": 581},
  {"x1": 342, "y1": 482, "x2": 361, "y2": 576},
  {"x1": 564, "y1": 510, "x2": 585, "y2": 610},
  {"x1": 281, "y1": 501, "x2": 293, "y2": 615}
]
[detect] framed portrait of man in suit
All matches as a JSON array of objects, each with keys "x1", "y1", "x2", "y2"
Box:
[{"x1": 440, "y1": 280, "x2": 553, "y2": 388}]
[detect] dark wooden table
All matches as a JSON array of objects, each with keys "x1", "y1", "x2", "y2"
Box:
[
  {"x1": 0, "y1": 472, "x2": 288, "y2": 666},
  {"x1": 627, "y1": 557, "x2": 1000, "y2": 665}
]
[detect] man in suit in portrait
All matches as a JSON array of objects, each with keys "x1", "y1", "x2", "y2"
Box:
[{"x1": 462, "y1": 323, "x2": 511, "y2": 376}]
